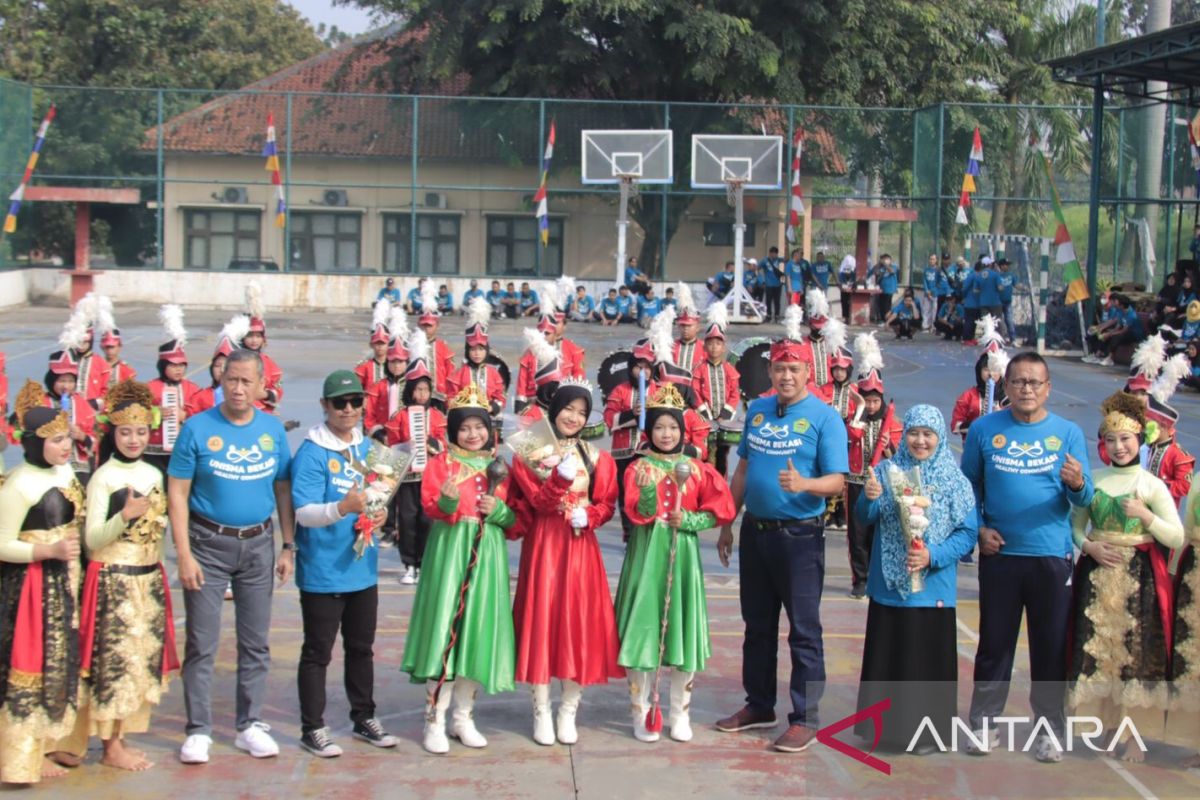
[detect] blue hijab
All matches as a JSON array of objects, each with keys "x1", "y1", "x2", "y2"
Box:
[{"x1": 872, "y1": 404, "x2": 975, "y2": 598}]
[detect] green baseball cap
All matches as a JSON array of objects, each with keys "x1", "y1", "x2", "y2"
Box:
[{"x1": 322, "y1": 370, "x2": 364, "y2": 399}]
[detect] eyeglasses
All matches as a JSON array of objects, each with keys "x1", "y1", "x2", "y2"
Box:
[
  {"x1": 1007, "y1": 379, "x2": 1047, "y2": 391},
  {"x1": 328, "y1": 396, "x2": 364, "y2": 410}
]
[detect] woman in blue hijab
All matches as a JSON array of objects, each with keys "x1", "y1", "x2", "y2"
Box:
[{"x1": 853, "y1": 404, "x2": 978, "y2": 752}]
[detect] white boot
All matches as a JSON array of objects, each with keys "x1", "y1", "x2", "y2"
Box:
[
  {"x1": 531, "y1": 684, "x2": 555, "y2": 745},
  {"x1": 629, "y1": 670, "x2": 660, "y2": 743},
  {"x1": 557, "y1": 680, "x2": 583, "y2": 745},
  {"x1": 422, "y1": 680, "x2": 454, "y2": 754},
  {"x1": 669, "y1": 671, "x2": 695, "y2": 742},
  {"x1": 449, "y1": 678, "x2": 488, "y2": 748}
]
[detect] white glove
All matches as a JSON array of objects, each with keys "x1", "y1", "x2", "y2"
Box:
[
  {"x1": 569, "y1": 506, "x2": 589, "y2": 529},
  {"x1": 557, "y1": 454, "x2": 578, "y2": 481}
]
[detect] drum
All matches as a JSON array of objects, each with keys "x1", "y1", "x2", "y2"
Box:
[
  {"x1": 580, "y1": 411, "x2": 607, "y2": 441},
  {"x1": 486, "y1": 354, "x2": 512, "y2": 392},
  {"x1": 597, "y1": 350, "x2": 632, "y2": 403},
  {"x1": 717, "y1": 414, "x2": 744, "y2": 445},
  {"x1": 732, "y1": 341, "x2": 773, "y2": 402}
]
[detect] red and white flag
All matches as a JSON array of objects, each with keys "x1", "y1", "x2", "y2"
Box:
[{"x1": 785, "y1": 131, "x2": 805, "y2": 243}]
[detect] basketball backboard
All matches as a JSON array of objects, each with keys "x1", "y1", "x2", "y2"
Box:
[
  {"x1": 690, "y1": 135, "x2": 783, "y2": 189},
  {"x1": 581, "y1": 130, "x2": 673, "y2": 184}
]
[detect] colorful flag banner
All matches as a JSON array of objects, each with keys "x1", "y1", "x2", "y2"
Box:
[
  {"x1": 1037, "y1": 150, "x2": 1089, "y2": 305},
  {"x1": 955, "y1": 127, "x2": 983, "y2": 225},
  {"x1": 785, "y1": 130, "x2": 805, "y2": 244},
  {"x1": 262, "y1": 113, "x2": 286, "y2": 228},
  {"x1": 533, "y1": 120, "x2": 556, "y2": 246},
  {"x1": 4, "y1": 103, "x2": 56, "y2": 234}
]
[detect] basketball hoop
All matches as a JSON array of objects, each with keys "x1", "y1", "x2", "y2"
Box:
[{"x1": 725, "y1": 179, "x2": 745, "y2": 208}]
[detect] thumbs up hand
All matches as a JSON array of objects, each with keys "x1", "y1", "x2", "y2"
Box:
[
  {"x1": 778, "y1": 458, "x2": 807, "y2": 493},
  {"x1": 864, "y1": 469, "x2": 883, "y2": 501}
]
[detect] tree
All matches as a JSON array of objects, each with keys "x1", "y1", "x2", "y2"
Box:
[
  {"x1": 0, "y1": 0, "x2": 325, "y2": 264},
  {"x1": 345, "y1": 0, "x2": 1002, "y2": 273}
]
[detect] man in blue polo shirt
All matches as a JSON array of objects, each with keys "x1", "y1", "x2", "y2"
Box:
[
  {"x1": 921, "y1": 253, "x2": 939, "y2": 332},
  {"x1": 809, "y1": 250, "x2": 832, "y2": 292},
  {"x1": 168, "y1": 348, "x2": 295, "y2": 765},
  {"x1": 616, "y1": 284, "x2": 637, "y2": 323},
  {"x1": 872, "y1": 254, "x2": 898, "y2": 324},
  {"x1": 996, "y1": 258, "x2": 1016, "y2": 343},
  {"x1": 785, "y1": 248, "x2": 809, "y2": 306},
  {"x1": 760, "y1": 246, "x2": 785, "y2": 322},
  {"x1": 961, "y1": 352, "x2": 1092, "y2": 762},
  {"x1": 461, "y1": 279, "x2": 484, "y2": 312},
  {"x1": 637, "y1": 285, "x2": 662, "y2": 327},
  {"x1": 715, "y1": 337, "x2": 848, "y2": 753}
]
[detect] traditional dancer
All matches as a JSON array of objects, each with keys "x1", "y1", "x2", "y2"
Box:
[
  {"x1": 845, "y1": 333, "x2": 902, "y2": 600},
  {"x1": 614, "y1": 383, "x2": 734, "y2": 743},
  {"x1": 950, "y1": 315, "x2": 1009, "y2": 441},
  {"x1": 692, "y1": 301, "x2": 741, "y2": 478},
  {"x1": 42, "y1": 349, "x2": 96, "y2": 484},
  {"x1": 364, "y1": 307, "x2": 409, "y2": 442},
  {"x1": 0, "y1": 381, "x2": 83, "y2": 784},
  {"x1": 446, "y1": 297, "x2": 506, "y2": 430},
  {"x1": 671, "y1": 283, "x2": 706, "y2": 376},
  {"x1": 1167, "y1": 477, "x2": 1200, "y2": 767},
  {"x1": 144, "y1": 305, "x2": 200, "y2": 476},
  {"x1": 353, "y1": 299, "x2": 392, "y2": 395},
  {"x1": 1068, "y1": 392, "x2": 1183, "y2": 762},
  {"x1": 510, "y1": 379, "x2": 622, "y2": 745},
  {"x1": 416, "y1": 283, "x2": 457, "y2": 411},
  {"x1": 67, "y1": 379, "x2": 178, "y2": 771},
  {"x1": 386, "y1": 331, "x2": 447, "y2": 585},
  {"x1": 404, "y1": 385, "x2": 518, "y2": 754},
  {"x1": 241, "y1": 283, "x2": 284, "y2": 412},
  {"x1": 853, "y1": 404, "x2": 977, "y2": 752},
  {"x1": 97, "y1": 302, "x2": 136, "y2": 393}
]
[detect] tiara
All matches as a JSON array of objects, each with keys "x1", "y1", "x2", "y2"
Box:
[
  {"x1": 558, "y1": 376, "x2": 594, "y2": 394},
  {"x1": 14, "y1": 380, "x2": 70, "y2": 439},
  {"x1": 647, "y1": 383, "x2": 687, "y2": 410},
  {"x1": 1100, "y1": 411, "x2": 1143, "y2": 437},
  {"x1": 448, "y1": 384, "x2": 489, "y2": 411}
]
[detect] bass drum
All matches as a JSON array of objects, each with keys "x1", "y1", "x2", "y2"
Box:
[
  {"x1": 597, "y1": 350, "x2": 632, "y2": 404},
  {"x1": 717, "y1": 411, "x2": 745, "y2": 445},
  {"x1": 486, "y1": 354, "x2": 512, "y2": 392},
  {"x1": 580, "y1": 411, "x2": 607, "y2": 441},
  {"x1": 730, "y1": 338, "x2": 773, "y2": 403}
]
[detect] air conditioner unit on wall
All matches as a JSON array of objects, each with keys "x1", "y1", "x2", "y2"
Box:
[
  {"x1": 322, "y1": 189, "x2": 349, "y2": 207},
  {"x1": 217, "y1": 186, "x2": 249, "y2": 204},
  {"x1": 424, "y1": 192, "x2": 448, "y2": 209}
]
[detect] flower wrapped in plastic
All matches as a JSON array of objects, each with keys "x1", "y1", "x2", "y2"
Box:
[
  {"x1": 350, "y1": 439, "x2": 413, "y2": 558},
  {"x1": 884, "y1": 462, "x2": 931, "y2": 593}
]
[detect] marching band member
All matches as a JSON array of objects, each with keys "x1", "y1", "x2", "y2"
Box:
[
  {"x1": 950, "y1": 315, "x2": 1009, "y2": 441},
  {"x1": 353, "y1": 299, "x2": 392, "y2": 395},
  {"x1": 614, "y1": 383, "x2": 734, "y2": 743},
  {"x1": 1068, "y1": 392, "x2": 1183, "y2": 763},
  {"x1": 385, "y1": 330, "x2": 447, "y2": 585},
  {"x1": 649, "y1": 308, "x2": 709, "y2": 461},
  {"x1": 548, "y1": 276, "x2": 586, "y2": 378},
  {"x1": 67, "y1": 380, "x2": 177, "y2": 772},
  {"x1": 1143, "y1": 355, "x2": 1195, "y2": 507},
  {"x1": 185, "y1": 317, "x2": 245, "y2": 418},
  {"x1": 240, "y1": 283, "x2": 284, "y2": 412},
  {"x1": 405, "y1": 385, "x2": 518, "y2": 754},
  {"x1": 846, "y1": 333, "x2": 902, "y2": 600},
  {"x1": 671, "y1": 283, "x2": 706, "y2": 376},
  {"x1": 144, "y1": 306, "x2": 200, "y2": 477},
  {"x1": 692, "y1": 301, "x2": 741, "y2": 478},
  {"x1": 416, "y1": 283, "x2": 457, "y2": 412},
  {"x1": 510, "y1": 379, "x2": 622, "y2": 746},
  {"x1": 604, "y1": 337, "x2": 656, "y2": 539},
  {"x1": 813, "y1": 347, "x2": 859, "y2": 422},
  {"x1": 41, "y1": 349, "x2": 97, "y2": 484},
  {"x1": 803, "y1": 289, "x2": 843, "y2": 389},
  {"x1": 97, "y1": 302, "x2": 136, "y2": 392},
  {"x1": 515, "y1": 278, "x2": 584, "y2": 414},
  {"x1": 364, "y1": 308, "x2": 409, "y2": 442},
  {"x1": 446, "y1": 298, "x2": 506, "y2": 428},
  {"x1": 64, "y1": 295, "x2": 112, "y2": 408},
  {"x1": 0, "y1": 382, "x2": 84, "y2": 784}
]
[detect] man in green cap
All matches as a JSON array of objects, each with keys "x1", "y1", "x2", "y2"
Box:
[{"x1": 289, "y1": 370, "x2": 396, "y2": 757}]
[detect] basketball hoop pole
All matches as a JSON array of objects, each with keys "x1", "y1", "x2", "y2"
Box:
[
  {"x1": 615, "y1": 175, "x2": 638, "y2": 288},
  {"x1": 727, "y1": 180, "x2": 758, "y2": 321}
]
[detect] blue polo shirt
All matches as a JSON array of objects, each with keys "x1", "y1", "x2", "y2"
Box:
[
  {"x1": 890, "y1": 301, "x2": 916, "y2": 319},
  {"x1": 519, "y1": 290, "x2": 539, "y2": 310},
  {"x1": 376, "y1": 287, "x2": 400, "y2": 304},
  {"x1": 168, "y1": 406, "x2": 292, "y2": 527},
  {"x1": 785, "y1": 259, "x2": 807, "y2": 291},
  {"x1": 976, "y1": 269, "x2": 1002, "y2": 307},
  {"x1": 463, "y1": 288, "x2": 484, "y2": 306},
  {"x1": 601, "y1": 297, "x2": 620, "y2": 318},
  {"x1": 625, "y1": 265, "x2": 644, "y2": 286},
  {"x1": 406, "y1": 287, "x2": 424, "y2": 310},
  {"x1": 961, "y1": 271, "x2": 980, "y2": 309},
  {"x1": 638, "y1": 295, "x2": 662, "y2": 320},
  {"x1": 923, "y1": 266, "x2": 939, "y2": 293},
  {"x1": 571, "y1": 294, "x2": 595, "y2": 315},
  {"x1": 617, "y1": 294, "x2": 636, "y2": 319},
  {"x1": 997, "y1": 272, "x2": 1014, "y2": 304},
  {"x1": 486, "y1": 289, "x2": 504, "y2": 308},
  {"x1": 737, "y1": 393, "x2": 849, "y2": 520},
  {"x1": 761, "y1": 257, "x2": 784, "y2": 288}
]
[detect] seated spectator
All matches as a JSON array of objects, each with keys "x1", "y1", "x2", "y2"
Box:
[
  {"x1": 1153, "y1": 272, "x2": 1180, "y2": 328},
  {"x1": 568, "y1": 285, "x2": 597, "y2": 323},
  {"x1": 1185, "y1": 340, "x2": 1200, "y2": 392},
  {"x1": 518, "y1": 282, "x2": 540, "y2": 317},
  {"x1": 599, "y1": 288, "x2": 621, "y2": 327},
  {"x1": 437, "y1": 284, "x2": 454, "y2": 314},
  {"x1": 885, "y1": 289, "x2": 921, "y2": 340},
  {"x1": 404, "y1": 278, "x2": 430, "y2": 314},
  {"x1": 935, "y1": 295, "x2": 965, "y2": 341},
  {"x1": 709, "y1": 262, "x2": 736, "y2": 300},
  {"x1": 486, "y1": 280, "x2": 505, "y2": 318},
  {"x1": 376, "y1": 277, "x2": 400, "y2": 305},
  {"x1": 662, "y1": 286, "x2": 678, "y2": 311},
  {"x1": 462, "y1": 279, "x2": 484, "y2": 312},
  {"x1": 501, "y1": 281, "x2": 520, "y2": 319},
  {"x1": 625, "y1": 257, "x2": 651, "y2": 296},
  {"x1": 617, "y1": 285, "x2": 638, "y2": 324},
  {"x1": 637, "y1": 285, "x2": 662, "y2": 328},
  {"x1": 1085, "y1": 293, "x2": 1144, "y2": 366}
]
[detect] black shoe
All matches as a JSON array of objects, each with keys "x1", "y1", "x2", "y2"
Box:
[
  {"x1": 352, "y1": 717, "x2": 398, "y2": 748},
  {"x1": 849, "y1": 583, "x2": 866, "y2": 600}
]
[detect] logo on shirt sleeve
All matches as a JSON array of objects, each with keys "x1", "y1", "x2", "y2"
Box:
[{"x1": 207, "y1": 435, "x2": 224, "y2": 452}]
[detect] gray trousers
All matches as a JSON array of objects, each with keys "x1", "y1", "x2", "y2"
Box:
[{"x1": 182, "y1": 518, "x2": 275, "y2": 735}]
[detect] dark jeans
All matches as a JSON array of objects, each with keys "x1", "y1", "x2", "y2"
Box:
[
  {"x1": 839, "y1": 287, "x2": 853, "y2": 321},
  {"x1": 872, "y1": 293, "x2": 891, "y2": 323},
  {"x1": 738, "y1": 514, "x2": 826, "y2": 726},
  {"x1": 396, "y1": 481, "x2": 430, "y2": 567},
  {"x1": 936, "y1": 319, "x2": 964, "y2": 340},
  {"x1": 889, "y1": 317, "x2": 916, "y2": 339},
  {"x1": 765, "y1": 286, "x2": 783, "y2": 319},
  {"x1": 1088, "y1": 327, "x2": 1138, "y2": 357},
  {"x1": 968, "y1": 554, "x2": 1072, "y2": 737},
  {"x1": 298, "y1": 585, "x2": 379, "y2": 733},
  {"x1": 845, "y1": 482, "x2": 872, "y2": 588},
  {"x1": 963, "y1": 307, "x2": 979, "y2": 340}
]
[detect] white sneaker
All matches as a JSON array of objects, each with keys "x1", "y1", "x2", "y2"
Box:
[
  {"x1": 1099, "y1": 356, "x2": 1114, "y2": 367},
  {"x1": 400, "y1": 566, "x2": 416, "y2": 585},
  {"x1": 180, "y1": 733, "x2": 212, "y2": 764},
  {"x1": 235, "y1": 721, "x2": 280, "y2": 758},
  {"x1": 1034, "y1": 733, "x2": 1063, "y2": 763},
  {"x1": 964, "y1": 728, "x2": 1000, "y2": 756},
  {"x1": 1081, "y1": 355, "x2": 1097, "y2": 364},
  {"x1": 223, "y1": 583, "x2": 234, "y2": 601}
]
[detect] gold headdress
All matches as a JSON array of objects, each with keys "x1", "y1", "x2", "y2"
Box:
[
  {"x1": 15, "y1": 380, "x2": 69, "y2": 439},
  {"x1": 448, "y1": 383, "x2": 489, "y2": 411},
  {"x1": 1099, "y1": 391, "x2": 1145, "y2": 437},
  {"x1": 647, "y1": 383, "x2": 687, "y2": 411},
  {"x1": 106, "y1": 379, "x2": 155, "y2": 427}
]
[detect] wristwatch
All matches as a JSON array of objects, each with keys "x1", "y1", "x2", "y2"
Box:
[{"x1": 281, "y1": 542, "x2": 297, "y2": 552}]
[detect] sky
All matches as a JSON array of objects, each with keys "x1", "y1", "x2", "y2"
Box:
[{"x1": 285, "y1": 0, "x2": 382, "y2": 37}]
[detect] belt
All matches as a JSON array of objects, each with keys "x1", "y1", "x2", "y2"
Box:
[
  {"x1": 748, "y1": 516, "x2": 822, "y2": 531},
  {"x1": 192, "y1": 514, "x2": 271, "y2": 540},
  {"x1": 101, "y1": 562, "x2": 162, "y2": 576}
]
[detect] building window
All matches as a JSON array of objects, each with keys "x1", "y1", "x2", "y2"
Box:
[
  {"x1": 486, "y1": 216, "x2": 562, "y2": 277},
  {"x1": 702, "y1": 221, "x2": 756, "y2": 248},
  {"x1": 184, "y1": 210, "x2": 261, "y2": 269},
  {"x1": 289, "y1": 212, "x2": 361, "y2": 272},
  {"x1": 383, "y1": 214, "x2": 460, "y2": 275}
]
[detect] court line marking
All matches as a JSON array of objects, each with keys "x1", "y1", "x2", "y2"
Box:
[{"x1": 1103, "y1": 759, "x2": 1160, "y2": 800}]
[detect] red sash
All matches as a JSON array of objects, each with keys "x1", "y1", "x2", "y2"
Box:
[
  {"x1": 1137, "y1": 542, "x2": 1174, "y2": 667},
  {"x1": 10, "y1": 563, "x2": 45, "y2": 677}
]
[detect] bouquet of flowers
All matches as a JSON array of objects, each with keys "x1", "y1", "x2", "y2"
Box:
[
  {"x1": 884, "y1": 463, "x2": 931, "y2": 593},
  {"x1": 350, "y1": 439, "x2": 411, "y2": 558}
]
